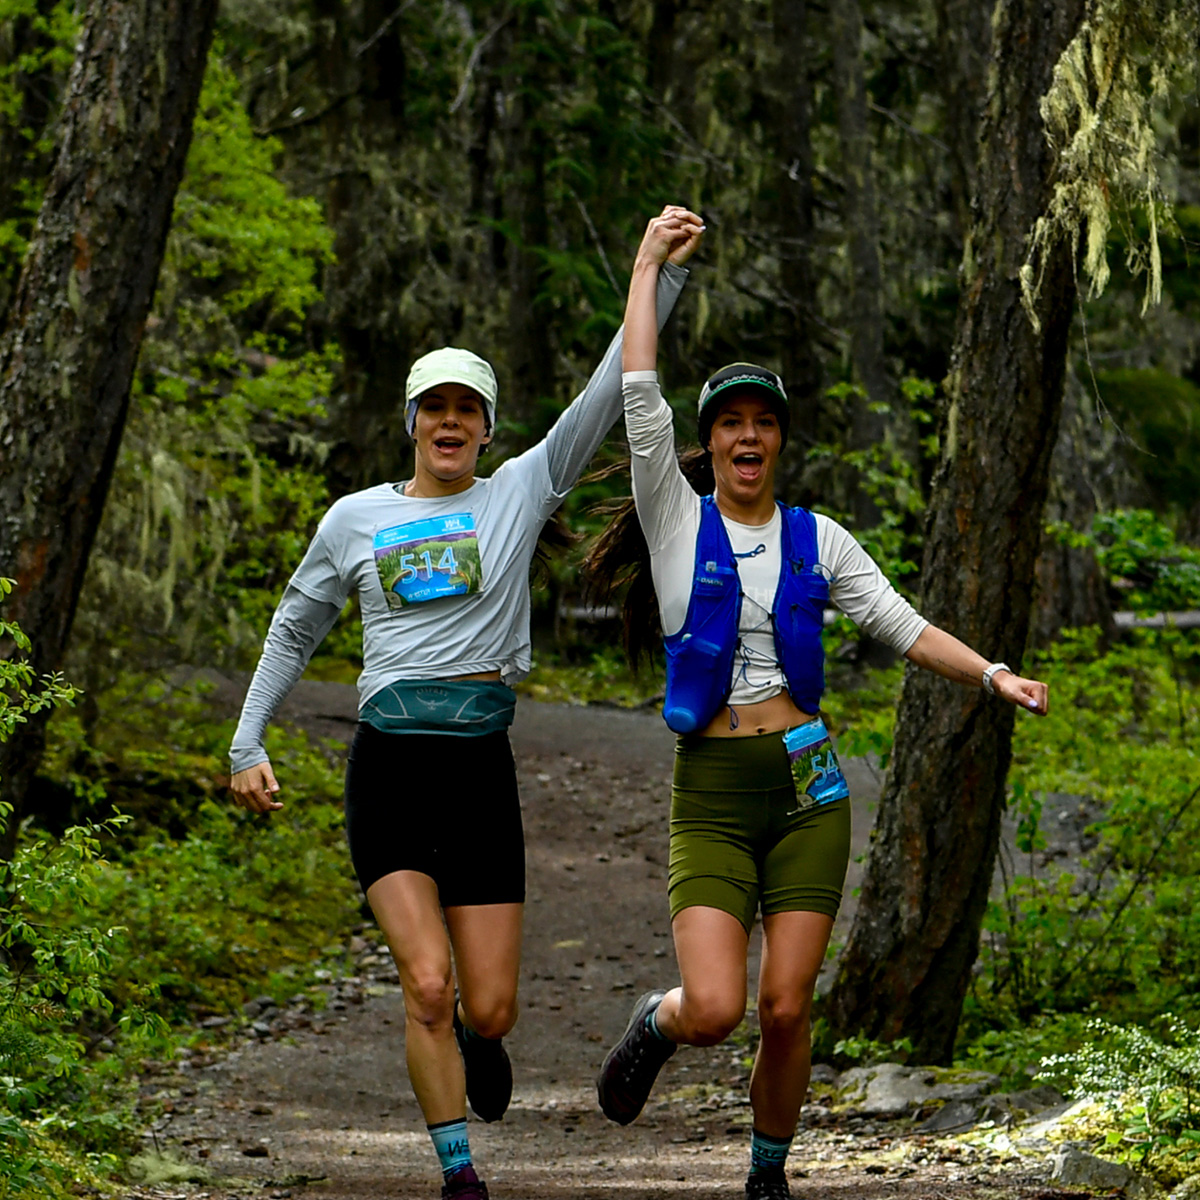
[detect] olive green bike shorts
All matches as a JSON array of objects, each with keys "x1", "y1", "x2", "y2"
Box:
[{"x1": 668, "y1": 730, "x2": 851, "y2": 932}]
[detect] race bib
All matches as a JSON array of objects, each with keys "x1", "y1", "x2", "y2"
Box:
[
  {"x1": 373, "y1": 513, "x2": 483, "y2": 609},
  {"x1": 783, "y1": 717, "x2": 850, "y2": 811}
]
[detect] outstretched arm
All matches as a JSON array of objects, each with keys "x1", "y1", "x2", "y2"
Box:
[
  {"x1": 539, "y1": 207, "x2": 704, "y2": 498},
  {"x1": 904, "y1": 624, "x2": 1049, "y2": 715}
]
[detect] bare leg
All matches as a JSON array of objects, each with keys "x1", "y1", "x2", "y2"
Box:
[
  {"x1": 444, "y1": 902, "x2": 524, "y2": 1038},
  {"x1": 654, "y1": 906, "x2": 750, "y2": 1045},
  {"x1": 366, "y1": 870, "x2": 463, "y2": 1125},
  {"x1": 749, "y1": 910, "x2": 833, "y2": 1138}
]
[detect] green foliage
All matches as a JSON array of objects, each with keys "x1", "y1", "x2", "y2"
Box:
[
  {"x1": 810, "y1": 377, "x2": 933, "y2": 584},
  {"x1": 518, "y1": 647, "x2": 663, "y2": 708},
  {"x1": 1039, "y1": 1017, "x2": 1200, "y2": 1173},
  {"x1": 0, "y1": 586, "x2": 130, "y2": 1198},
  {"x1": 956, "y1": 1012, "x2": 1094, "y2": 1090},
  {"x1": 1052, "y1": 508, "x2": 1200, "y2": 613},
  {"x1": 0, "y1": 578, "x2": 75, "y2": 744},
  {"x1": 0, "y1": 0, "x2": 76, "y2": 279},
  {"x1": 1091, "y1": 371, "x2": 1200, "y2": 509},
  {"x1": 975, "y1": 629, "x2": 1200, "y2": 1028},
  {"x1": 830, "y1": 1033, "x2": 914, "y2": 1067},
  {"x1": 73, "y1": 49, "x2": 339, "y2": 690}
]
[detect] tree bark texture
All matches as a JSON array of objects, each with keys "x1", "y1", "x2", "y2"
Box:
[
  {"x1": 499, "y1": 9, "x2": 555, "y2": 432},
  {"x1": 932, "y1": 0, "x2": 996, "y2": 245},
  {"x1": 313, "y1": 0, "x2": 415, "y2": 493},
  {"x1": 826, "y1": 0, "x2": 1088, "y2": 1063},
  {"x1": 0, "y1": 0, "x2": 218, "y2": 853},
  {"x1": 830, "y1": 0, "x2": 891, "y2": 518},
  {"x1": 770, "y1": 0, "x2": 822, "y2": 461},
  {"x1": 1034, "y1": 380, "x2": 1114, "y2": 644}
]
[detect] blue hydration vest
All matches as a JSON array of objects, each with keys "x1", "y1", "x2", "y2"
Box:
[{"x1": 662, "y1": 496, "x2": 829, "y2": 735}]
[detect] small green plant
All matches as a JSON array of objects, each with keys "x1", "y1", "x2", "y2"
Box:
[
  {"x1": 830, "y1": 1033, "x2": 914, "y2": 1066},
  {"x1": 1038, "y1": 1017, "x2": 1200, "y2": 1172}
]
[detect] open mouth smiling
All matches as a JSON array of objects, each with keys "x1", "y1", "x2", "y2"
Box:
[{"x1": 732, "y1": 451, "x2": 764, "y2": 479}]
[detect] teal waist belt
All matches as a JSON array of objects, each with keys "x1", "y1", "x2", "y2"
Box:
[{"x1": 360, "y1": 679, "x2": 517, "y2": 737}]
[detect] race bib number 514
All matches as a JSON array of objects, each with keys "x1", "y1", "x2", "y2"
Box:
[{"x1": 373, "y1": 513, "x2": 483, "y2": 608}]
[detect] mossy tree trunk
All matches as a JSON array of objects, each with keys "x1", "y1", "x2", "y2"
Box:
[
  {"x1": 0, "y1": 0, "x2": 218, "y2": 857},
  {"x1": 826, "y1": 0, "x2": 1089, "y2": 1063}
]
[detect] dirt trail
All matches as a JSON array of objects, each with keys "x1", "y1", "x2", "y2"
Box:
[{"x1": 139, "y1": 686, "x2": 1050, "y2": 1200}]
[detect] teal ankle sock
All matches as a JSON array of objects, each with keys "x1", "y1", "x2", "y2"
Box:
[
  {"x1": 428, "y1": 1117, "x2": 472, "y2": 1181},
  {"x1": 645, "y1": 1004, "x2": 673, "y2": 1042},
  {"x1": 749, "y1": 1127, "x2": 792, "y2": 1177}
]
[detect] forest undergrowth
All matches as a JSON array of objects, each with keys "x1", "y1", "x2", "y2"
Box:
[{"x1": 7, "y1": 547, "x2": 1200, "y2": 1193}]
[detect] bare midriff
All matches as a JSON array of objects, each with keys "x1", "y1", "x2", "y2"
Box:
[
  {"x1": 700, "y1": 689, "x2": 818, "y2": 738},
  {"x1": 449, "y1": 669, "x2": 503, "y2": 682}
]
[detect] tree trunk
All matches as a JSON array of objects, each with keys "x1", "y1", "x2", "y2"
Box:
[
  {"x1": 830, "y1": 0, "x2": 891, "y2": 527},
  {"x1": 826, "y1": 0, "x2": 1089, "y2": 1064},
  {"x1": 932, "y1": 0, "x2": 996, "y2": 246},
  {"x1": 500, "y1": 9, "x2": 555, "y2": 434},
  {"x1": 770, "y1": 0, "x2": 822, "y2": 471},
  {"x1": 313, "y1": 0, "x2": 415, "y2": 493},
  {"x1": 1034, "y1": 379, "x2": 1114, "y2": 643},
  {"x1": 0, "y1": 0, "x2": 218, "y2": 857}
]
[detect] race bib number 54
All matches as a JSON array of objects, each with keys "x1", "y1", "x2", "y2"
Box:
[
  {"x1": 783, "y1": 717, "x2": 850, "y2": 811},
  {"x1": 374, "y1": 513, "x2": 483, "y2": 609}
]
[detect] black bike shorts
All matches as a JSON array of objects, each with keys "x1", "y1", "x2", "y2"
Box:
[{"x1": 344, "y1": 722, "x2": 526, "y2": 905}]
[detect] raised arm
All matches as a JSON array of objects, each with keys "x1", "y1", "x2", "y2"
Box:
[
  {"x1": 539, "y1": 206, "x2": 705, "y2": 497},
  {"x1": 623, "y1": 206, "x2": 704, "y2": 374},
  {"x1": 622, "y1": 210, "x2": 707, "y2": 559}
]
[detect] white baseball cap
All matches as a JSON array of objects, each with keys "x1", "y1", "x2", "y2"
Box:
[{"x1": 404, "y1": 347, "x2": 498, "y2": 436}]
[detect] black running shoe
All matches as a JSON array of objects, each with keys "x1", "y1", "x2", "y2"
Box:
[
  {"x1": 453, "y1": 1005, "x2": 512, "y2": 1123},
  {"x1": 596, "y1": 989, "x2": 676, "y2": 1125},
  {"x1": 745, "y1": 1172, "x2": 790, "y2": 1200},
  {"x1": 442, "y1": 1165, "x2": 489, "y2": 1200}
]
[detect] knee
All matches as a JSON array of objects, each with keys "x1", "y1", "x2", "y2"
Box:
[
  {"x1": 404, "y1": 970, "x2": 455, "y2": 1031},
  {"x1": 462, "y1": 994, "x2": 518, "y2": 1040},
  {"x1": 679, "y1": 993, "x2": 745, "y2": 1046},
  {"x1": 758, "y1": 989, "x2": 814, "y2": 1041}
]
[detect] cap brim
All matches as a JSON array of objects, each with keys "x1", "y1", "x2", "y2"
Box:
[
  {"x1": 410, "y1": 374, "x2": 493, "y2": 402},
  {"x1": 704, "y1": 377, "x2": 787, "y2": 407}
]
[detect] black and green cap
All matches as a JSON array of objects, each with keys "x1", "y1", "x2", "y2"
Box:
[{"x1": 696, "y1": 362, "x2": 790, "y2": 447}]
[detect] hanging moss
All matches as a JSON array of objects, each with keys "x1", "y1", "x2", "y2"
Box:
[{"x1": 1022, "y1": 0, "x2": 1200, "y2": 328}]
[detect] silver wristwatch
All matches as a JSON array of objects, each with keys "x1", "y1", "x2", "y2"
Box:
[{"x1": 981, "y1": 662, "x2": 1012, "y2": 696}]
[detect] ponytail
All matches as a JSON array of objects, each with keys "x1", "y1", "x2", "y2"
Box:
[{"x1": 582, "y1": 448, "x2": 714, "y2": 668}]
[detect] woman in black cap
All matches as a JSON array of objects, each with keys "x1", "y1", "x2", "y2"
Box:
[{"x1": 589, "y1": 219, "x2": 1049, "y2": 1200}]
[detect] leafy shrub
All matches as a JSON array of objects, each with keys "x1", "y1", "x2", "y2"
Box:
[
  {"x1": 1051, "y1": 508, "x2": 1200, "y2": 614},
  {"x1": 975, "y1": 628, "x2": 1200, "y2": 1030},
  {"x1": 1039, "y1": 1017, "x2": 1200, "y2": 1176}
]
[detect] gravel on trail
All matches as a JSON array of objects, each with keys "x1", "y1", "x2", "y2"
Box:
[{"x1": 126, "y1": 683, "x2": 1062, "y2": 1200}]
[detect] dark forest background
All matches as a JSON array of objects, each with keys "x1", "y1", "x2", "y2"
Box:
[{"x1": 4, "y1": 0, "x2": 1200, "y2": 1191}]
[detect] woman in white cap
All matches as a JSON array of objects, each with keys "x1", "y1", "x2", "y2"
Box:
[
  {"x1": 587, "y1": 218, "x2": 1049, "y2": 1200},
  {"x1": 227, "y1": 207, "x2": 705, "y2": 1200}
]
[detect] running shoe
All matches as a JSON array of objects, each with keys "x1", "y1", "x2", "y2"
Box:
[
  {"x1": 453, "y1": 1004, "x2": 512, "y2": 1122},
  {"x1": 596, "y1": 989, "x2": 676, "y2": 1125},
  {"x1": 441, "y1": 1165, "x2": 489, "y2": 1200},
  {"x1": 745, "y1": 1172, "x2": 790, "y2": 1200}
]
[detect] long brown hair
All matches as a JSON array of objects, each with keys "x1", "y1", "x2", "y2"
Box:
[{"x1": 582, "y1": 448, "x2": 715, "y2": 667}]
